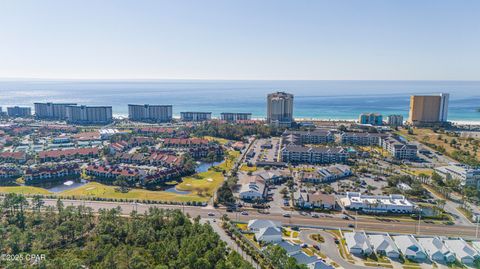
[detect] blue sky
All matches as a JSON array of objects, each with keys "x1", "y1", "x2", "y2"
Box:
[{"x1": 0, "y1": 0, "x2": 479, "y2": 80}]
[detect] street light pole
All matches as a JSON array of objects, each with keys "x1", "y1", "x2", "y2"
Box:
[
  {"x1": 417, "y1": 209, "x2": 422, "y2": 235},
  {"x1": 355, "y1": 210, "x2": 358, "y2": 229},
  {"x1": 476, "y1": 216, "x2": 479, "y2": 238}
]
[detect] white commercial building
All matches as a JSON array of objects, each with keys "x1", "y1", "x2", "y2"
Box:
[
  {"x1": 238, "y1": 174, "x2": 267, "y2": 201},
  {"x1": 341, "y1": 192, "x2": 415, "y2": 213}
]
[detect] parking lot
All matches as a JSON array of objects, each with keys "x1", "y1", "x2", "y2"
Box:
[{"x1": 246, "y1": 137, "x2": 281, "y2": 164}]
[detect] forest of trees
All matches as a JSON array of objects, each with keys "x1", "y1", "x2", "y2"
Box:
[
  {"x1": 193, "y1": 122, "x2": 285, "y2": 140},
  {"x1": 0, "y1": 193, "x2": 252, "y2": 269}
]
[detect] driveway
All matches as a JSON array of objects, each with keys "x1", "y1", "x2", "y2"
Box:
[{"x1": 299, "y1": 229, "x2": 371, "y2": 269}]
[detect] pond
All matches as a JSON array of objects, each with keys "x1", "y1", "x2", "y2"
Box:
[
  {"x1": 45, "y1": 179, "x2": 88, "y2": 193},
  {"x1": 195, "y1": 161, "x2": 223, "y2": 173}
]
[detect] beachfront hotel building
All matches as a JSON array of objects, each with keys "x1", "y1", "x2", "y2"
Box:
[
  {"x1": 34, "y1": 102, "x2": 77, "y2": 120},
  {"x1": 128, "y1": 104, "x2": 172, "y2": 122},
  {"x1": 387, "y1": 114, "x2": 404, "y2": 126},
  {"x1": 267, "y1": 91, "x2": 294, "y2": 127},
  {"x1": 7, "y1": 106, "x2": 31, "y2": 117},
  {"x1": 358, "y1": 112, "x2": 383, "y2": 125},
  {"x1": 220, "y1": 112, "x2": 252, "y2": 122},
  {"x1": 180, "y1": 112, "x2": 212, "y2": 122},
  {"x1": 66, "y1": 105, "x2": 113, "y2": 125},
  {"x1": 407, "y1": 93, "x2": 449, "y2": 126}
]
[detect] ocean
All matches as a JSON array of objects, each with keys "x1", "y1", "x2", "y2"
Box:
[{"x1": 0, "y1": 80, "x2": 479, "y2": 123}]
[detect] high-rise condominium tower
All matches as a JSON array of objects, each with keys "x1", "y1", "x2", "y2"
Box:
[{"x1": 267, "y1": 91, "x2": 294, "y2": 127}]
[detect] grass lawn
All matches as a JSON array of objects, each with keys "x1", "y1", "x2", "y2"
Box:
[
  {"x1": 327, "y1": 230, "x2": 354, "y2": 262},
  {"x1": 310, "y1": 234, "x2": 325, "y2": 243},
  {"x1": 398, "y1": 128, "x2": 480, "y2": 161},
  {"x1": 0, "y1": 185, "x2": 52, "y2": 195},
  {"x1": 364, "y1": 253, "x2": 391, "y2": 264},
  {"x1": 364, "y1": 262, "x2": 393, "y2": 268},
  {"x1": 282, "y1": 229, "x2": 292, "y2": 237},
  {"x1": 59, "y1": 182, "x2": 208, "y2": 202},
  {"x1": 239, "y1": 164, "x2": 257, "y2": 172},
  {"x1": 236, "y1": 223, "x2": 248, "y2": 231},
  {"x1": 404, "y1": 168, "x2": 434, "y2": 177},
  {"x1": 243, "y1": 233, "x2": 261, "y2": 249},
  {"x1": 457, "y1": 206, "x2": 473, "y2": 221},
  {"x1": 0, "y1": 148, "x2": 240, "y2": 203},
  {"x1": 203, "y1": 136, "x2": 231, "y2": 145},
  {"x1": 176, "y1": 169, "x2": 225, "y2": 196},
  {"x1": 176, "y1": 150, "x2": 238, "y2": 197}
]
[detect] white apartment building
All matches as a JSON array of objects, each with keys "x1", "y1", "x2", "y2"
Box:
[{"x1": 435, "y1": 165, "x2": 480, "y2": 189}]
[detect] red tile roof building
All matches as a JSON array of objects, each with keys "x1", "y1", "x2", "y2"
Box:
[{"x1": 38, "y1": 148, "x2": 99, "y2": 162}]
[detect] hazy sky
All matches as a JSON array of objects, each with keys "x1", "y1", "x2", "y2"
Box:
[{"x1": 0, "y1": 0, "x2": 479, "y2": 80}]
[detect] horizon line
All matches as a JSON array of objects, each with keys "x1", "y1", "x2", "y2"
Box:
[{"x1": 1, "y1": 77, "x2": 480, "y2": 82}]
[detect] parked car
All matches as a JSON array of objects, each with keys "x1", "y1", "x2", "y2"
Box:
[
  {"x1": 313, "y1": 245, "x2": 320, "y2": 250},
  {"x1": 312, "y1": 214, "x2": 319, "y2": 218},
  {"x1": 241, "y1": 211, "x2": 248, "y2": 216}
]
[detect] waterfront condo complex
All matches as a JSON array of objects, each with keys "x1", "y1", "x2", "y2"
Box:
[
  {"x1": 359, "y1": 112, "x2": 383, "y2": 126},
  {"x1": 220, "y1": 112, "x2": 252, "y2": 122},
  {"x1": 6, "y1": 106, "x2": 31, "y2": 117},
  {"x1": 128, "y1": 104, "x2": 173, "y2": 122},
  {"x1": 408, "y1": 93, "x2": 449, "y2": 126},
  {"x1": 267, "y1": 91, "x2": 294, "y2": 127},
  {"x1": 34, "y1": 102, "x2": 78, "y2": 120},
  {"x1": 66, "y1": 105, "x2": 113, "y2": 124},
  {"x1": 180, "y1": 111, "x2": 212, "y2": 122}
]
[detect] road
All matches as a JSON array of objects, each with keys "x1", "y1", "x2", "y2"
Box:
[
  {"x1": 300, "y1": 229, "x2": 370, "y2": 269},
  {"x1": 202, "y1": 219, "x2": 260, "y2": 269},
  {"x1": 40, "y1": 198, "x2": 480, "y2": 239}
]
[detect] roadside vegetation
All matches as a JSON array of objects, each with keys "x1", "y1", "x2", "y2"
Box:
[{"x1": 0, "y1": 193, "x2": 251, "y2": 269}]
